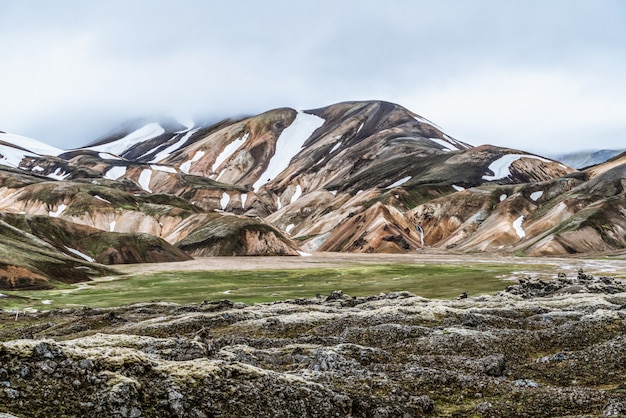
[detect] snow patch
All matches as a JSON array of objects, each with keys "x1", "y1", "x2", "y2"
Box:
[
  {"x1": 180, "y1": 150, "x2": 205, "y2": 174},
  {"x1": 241, "y1": 193, "x2": 247, "y2": 208},
  {"x1": 500, "y1": 194, "x2": 508, "y2": 202},
  {"x1": 297, "y1": 250, "x2": 312, "y2": 257},
  {"x1": 221, "y1": 192, "x2": 230, "y2": 210},
  {"x1": 0, "y1": 131, "x2": 63, "y2": 156},
  {"x1": 276, "y1": 197, "x2": 282, "y2": 210},
  {"x1": 253, "y1": 111, "x2": 325, "y2": 191},
  {"x1": 452, "y1": 184, "x2": 465, "y2": 191},
  {"x1": 329, "y1": 142, "x2": 342, "y2": 153},
  {"x1": 285, "y1": 224, "x2": 295, "y2": 234},
  {"x1": 49, "y1": 204, "x2": 67, "y2": 218},
  {"x1": 104, "y1": 166, "x2": 127, "y2": 180},
  {"x1": 47, "y1": 168, "x2": 70, "y2": 180},
  {"x1": 356, "y1": 122, "x2": 364, "y2": 133},
  {"x1": 429, "y1": 137, "x2": 459, "y2": 151},
  {"x1": 530, "y1": 191, "x2": 544, "y2": 201},
  {"x1": 150, "y1": 128, "x2": 199, "y2": 163},
  {"x1": 0, "y1": 144, "x2": 36, "y2": 168},
  {"x1": 32, "y1": 165, "x2": 45, "y2": 172},
  {"x1": 99, "y1": 152, "x2": 122, "y2": 160},
  {"x1": 110, "y1": 220, "x2": 116, "y2": 232},
  {"x1": 151, "y1": 164, "x2": 177, "y2": 173},
  {"x1": 290, "y1": 185, "x2": 303, "y2": 204},
  {"x1": 483, "y1": 154, "x2": 550, "y2": 181},
  {"x1": 330, "y1": 190, "x2": 338, "y2": 196},
  {"x1": 66, "y1": 247, "x2": 95, "y2": 262},
  {"x1": 88, "y1": 123, "x2": 165, "y2": 156},
  {"x1": 41, "y1": 300, "x2": 53, "y2": 305},
  {"x1": 94, "y1": 195, "x2": 111, "y2": 204},
  {"x1": 386, "y1": 176, "x2": 412, "y2": 189},
  {"x1": 138, "y1": 169, "x2": 153, "y2": 192},
  {"x1": 212, "y1": 133, "x2": 249, "y2": 172},
  {"x1": 513, "y1": 215, "x2": 526, "y2": 239}
]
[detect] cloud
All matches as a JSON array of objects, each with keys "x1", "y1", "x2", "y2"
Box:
[{"x1": 0, "y1": 0, "x2": 625, "y2": 153}]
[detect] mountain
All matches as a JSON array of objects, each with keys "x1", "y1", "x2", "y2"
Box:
[
  {"x1": 551, "y1": 149, "x2": 626, "y2": 169},
  {"x1": 1, "y1": 100, "x2": 625, "y2": 287}
]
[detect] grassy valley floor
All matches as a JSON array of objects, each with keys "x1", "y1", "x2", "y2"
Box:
[{"x1": 2, "y1": 252, "x2": 626, "y2": 310}]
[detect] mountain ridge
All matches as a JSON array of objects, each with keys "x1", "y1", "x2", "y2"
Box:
[{"x1": 0, "y1": 100, "x2": 624, "y2": 287}]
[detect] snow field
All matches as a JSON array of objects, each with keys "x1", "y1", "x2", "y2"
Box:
[
  {"x1": 138, "y1": 169, "x2": 152, "y2": 192},
  {"x1": 212, "y1": 133, "x2": 249, "y2": 172},
  {"x1": 253, "y1": 111, "x2": 325, "y2": 191},
  {"x1": 104, "y1": 166, "x2": 127, "y2": 180},
  {"x1": 483, "y1": 154, "x2": 550, "y2": 181},
  {"x1": 513, "y1": 215, "x2": 526, "y2": 239},
  {"x1": 386, "y1": 176, "x2": 412, "y2": 189},
  {"x1": 88, "y1": 123, "x2": 165, "y2": 156},
  {"x1": 180, "y1": 150, "x2": 206, "y2": 174},
  {"x1": 290, "y1": 185, "x2": 303, "y2": 204},
  {"x1": 0, "y1": 132, "x2": 63, "y2": 156},
  {"x1": 221, "y1": 192, "x2": 230, "y2": 210},
  {"x1": 150, "y1": 128, "x2": 200, "y2": 163},
  {"x1": 66, "y1": 247, "x2": 95, "y2": 262},
  {"x1": 530, "y1": 191, "x2": 544, "y2": 201},
  {"x1": 49, "y1": 204, "x2": 67, "y2": 218}
]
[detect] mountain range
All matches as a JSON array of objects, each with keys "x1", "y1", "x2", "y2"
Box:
[{"x1": 1, "y1": 100, "x2": 625, "y2": 289}]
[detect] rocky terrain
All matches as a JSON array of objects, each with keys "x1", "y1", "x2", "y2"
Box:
[
  {"x1": 2, "y1": 270, "x2": 626, "y2": 417},
  {"x1": 0, "y1": 100, "x2": 625, "y2": 289}
]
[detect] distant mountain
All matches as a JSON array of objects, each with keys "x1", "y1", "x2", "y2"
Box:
[
  {"x1": 551, "y1": 149, "x2": 625, "y2": 169},
  {"x1": 1, "y1": 100, "x2": 625, "y2": 287}
]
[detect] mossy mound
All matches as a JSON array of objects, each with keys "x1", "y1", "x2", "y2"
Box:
[
  {"x1": 176, "y1": 214, "x2": 299, "y2": 256},
  {"x1": 0, "y1": 213, "x2": 192, "y2": 266},
  {"x1": 0, "y1": 218, "x2": 115, "y2": 290}
]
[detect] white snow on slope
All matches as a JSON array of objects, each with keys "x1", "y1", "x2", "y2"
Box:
[
  {"x1": 49, "y1": 204, "x2": 67, "y2": 218},
  {"x1": 452, "y1": 184, "x2": 465, "y2": 191},
  {"x1": 329, "y1": 141, "x2": 342, "y2": 153},
  {"x1": 151, "y1": 165, "x2": 177, "y2": 173},
  {"x1": 530, "y1": 191, "x2": 544, "y2": 201},
  {"x1": 66, "y1": 247, "x2": 95, "y2": 262},
  {"x1": 253, "y1": 111, "x2": 325, "y2": 191},
  {"x1": 386, "y1": 176, "x2": 412, "y2": 189},
  {"x1": 149, "y1": 128, "x2": 199, "y2": 163},
  {"x1": 220, "y1": 192, "x2": 230, "y2": 210},
  {"x1": 285, "y1": 224, "x2": 295, "y2": 234},
  {"x1": 110, "y1": 220, "x2": 116, "y2": 232},
  {"x1": 482, "y1": 154, "x2": 550, "y2": 181},
  {"x1": 500, "y1": 194, "x2": 508, "y2": 202},
  {"x1": 213, "y1": 133, "x2": 249, "y2": 172},
  {"x1": 180, "y1": 150, "x2": 205, "y2": 174},
  {"x1": 47, "y1": 168, "x2": 70, "y2": 180},
  {"x1": 87, "y1": 123, "x2": 165, "y2": 156},
  {"x1": 104, "y1": 166, "x2": 127, "y2": 180},
  {"x1": 0, "y1": 144, "x2": 36, "y2": 168},
  {"x1": 429, "y1": 137, "x2": 459, "y2": 152},
  {"x1": 138, "y1": 169, "x2": 152, "y2": 192},
  {"x1": 99, "y1": 152, "x2": 122, "y2": 160},
  {"x1": 0, "y1": 131, "x2": 63, "y2": 156},
  {"x1": 513, "y1": 215, "x2": 526, "y2": 239},
  {"x1": 94, "y1": 195, "x2": 111, "y2": 204},
  {"x1": 290, "y1": 185, "x2": 303, "y2": 204}
]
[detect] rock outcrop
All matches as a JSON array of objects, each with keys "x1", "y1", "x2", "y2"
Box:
[{"x1": 2, "y1": 271, "x2": 626, "y2": 416}]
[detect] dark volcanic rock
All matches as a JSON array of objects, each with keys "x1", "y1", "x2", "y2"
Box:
[{"x1": 2, "y1": 275, "x2": 626, "y2": 416}]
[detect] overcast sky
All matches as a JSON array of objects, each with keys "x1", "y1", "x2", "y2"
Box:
[{"x1": 1, "y1": 0, "x2": 625, "y2": 155}]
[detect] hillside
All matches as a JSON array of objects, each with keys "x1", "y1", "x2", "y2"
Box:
[{"x1": 0, "y1": 101, "x2": 625, "y2": 286}]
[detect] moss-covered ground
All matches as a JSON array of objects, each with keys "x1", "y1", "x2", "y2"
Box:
[{"x1": 0, "y1": 263, "x2": 537, "y2": 310}]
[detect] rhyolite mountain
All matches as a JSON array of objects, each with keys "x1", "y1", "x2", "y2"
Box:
[
  {"x1": 1, "y1": 100, "x2": 625, "y2": 287},
  {"x1": 551, "y1": 148, "x2": 626, "y2": 169}
]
